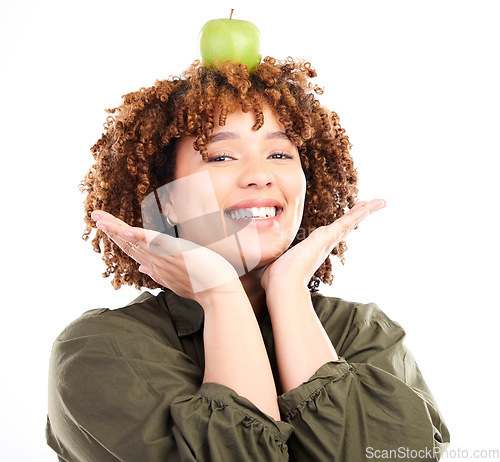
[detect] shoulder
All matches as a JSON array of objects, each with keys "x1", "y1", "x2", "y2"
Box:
[
  {"x1": 48, "y1": 291, "x2": 196, "y2": 399},
  {"x1": 47, "y1": 292, "x2": 204, "y2": 460},
  {"x1": 55, "y1": 290, "x2": 174, "y2": 344},
  {"x1": 311, "y1": 292, "x2": 401, "y2": 329},
  {"x1": 310, "y1": 292, "x2": 406, "y2": 355},
  {"x1": 50, "y1": 291, "x2": 185, "y2": 368}
]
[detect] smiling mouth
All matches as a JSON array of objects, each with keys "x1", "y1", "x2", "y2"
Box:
[{"x1": 224, "y1": 206, "x2": 283, "y2": 220}]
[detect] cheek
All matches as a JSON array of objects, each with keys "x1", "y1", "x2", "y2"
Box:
[
  {"x1": 170, "y1": 170, "x2": 221, "y2": 222},
  {"x1": 169, "y1": 170, "x2": 234, "y2": 247},
  {"x1": 206, "y1": 171, "x2": 236, "y2": 209},
  {"x1": 285, "y1": 170, "x2": 307, "y2": 216}
]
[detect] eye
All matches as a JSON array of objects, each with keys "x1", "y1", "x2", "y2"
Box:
[
  {"x1": 269, "y1": 151, "x2": 294, "y2": 160},
  {"x1": 207, "y1": 152, "x2": 235, "y2": 162}
]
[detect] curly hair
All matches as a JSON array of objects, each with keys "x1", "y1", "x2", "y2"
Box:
[{"x1": 80, "y1": 56, "x2": 358, "y2": 291}]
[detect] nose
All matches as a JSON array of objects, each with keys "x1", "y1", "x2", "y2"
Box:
[{"x1": 238, "y1": 158, "x2": 275, "y2": 189}]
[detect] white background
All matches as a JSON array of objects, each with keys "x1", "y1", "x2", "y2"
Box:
[{"x1": 1, "y1": 0, "x2": 499, "y2": 460}]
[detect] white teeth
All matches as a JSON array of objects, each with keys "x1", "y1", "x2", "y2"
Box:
[{"x1": 225, "y1": 207, "x2": 278, "y2": 220}]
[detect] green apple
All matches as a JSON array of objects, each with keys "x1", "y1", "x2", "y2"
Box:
[{"x1": 198, "y1": 16, "x2": 262, "y2": 71}]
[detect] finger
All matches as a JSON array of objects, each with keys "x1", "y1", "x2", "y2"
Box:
[
  {"x1": 96, "y1": 218, "x2": 182, "y2": 259},
  {"x1": 92, "y1": 210, "x2": 143, "y2": 244},
  {"x1": 138, "y1": 264, "x2": 171, "y2": 288},
  {"x1": 341, "y1": 199, "x2": 386, "y2": 235},
  {"x1": 91, "y1": 210, "x2": 130, "y2": 227},
  {"x1": 349, "y1": 201, "x2": 368, "y2": 228},
  {"x1": 344, "y1": 199, "x2": 383, "y2": 227},
  {"x1": 100, "y1": 227, "x2": 151, "y2": 265},
  {"x1": 101, "y1": 224, "x2": 181, "y2": 290},
  {"x1": 144, "y1": 229, "x2": 184, "y2": 256},
  {"x1": 315, "y1": 199, "x2": 385, "y2": 247},
  {"x1": 105, "y1": 232, "x2": 178, "y2": 288},
  {"x1": 345, "y1": 199, "x2": 385, "y2": 218},
  {"x1": 140, "y1": 228, "x2": 200, "y2": 256},
  {"x1": 349, "y1": 201, "x2": 368, "y2": 211},
  {"x1": 95, "y1": 221, "x2": 166, "y2": 269},
  {"x1": 95, "y1": 217, "x2": 139, "y2": 241}
]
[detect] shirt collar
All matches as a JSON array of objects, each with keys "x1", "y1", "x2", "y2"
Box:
[
  {"x1": 159, "y1": 288, "x2": 320, "y2": 337},
  {"x1": 161, "y1": 289, "x2": 205, "y2": 337}
]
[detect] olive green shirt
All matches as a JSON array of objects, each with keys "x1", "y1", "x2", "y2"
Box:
[{"x1": 46, "y1": 290, "x2": 449, "y2": 461}]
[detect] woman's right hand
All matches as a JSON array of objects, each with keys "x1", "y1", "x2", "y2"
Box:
[
  {"x1": 91, "y1": 210, "x2": 240, "y2": 304},
  {"x1": 92, "y1": 210, "x2": 281, "y2": 421}
]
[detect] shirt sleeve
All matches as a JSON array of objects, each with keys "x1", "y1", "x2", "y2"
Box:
[
  {"x1": 46, "y1": 309, "x2": 292, "y2": 462},
  {"x1": 277, "y1": 299, "x2": 451, "y2": 462}
]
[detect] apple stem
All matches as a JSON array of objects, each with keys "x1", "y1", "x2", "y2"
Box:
[{"x1": 230, "y1": 8, "x2": 234, "y2": 20}]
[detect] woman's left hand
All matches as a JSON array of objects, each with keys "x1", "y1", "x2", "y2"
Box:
[{"x1": 260, "y1": 199, "x2": 386, "y2": 292}]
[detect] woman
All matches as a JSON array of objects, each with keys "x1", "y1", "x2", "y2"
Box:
[{"x1": 46, "y1": 57, "x2": 450, "y2": 461}]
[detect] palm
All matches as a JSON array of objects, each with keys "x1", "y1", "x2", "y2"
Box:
[
  {"x1": 261, "y1": 199, "x2": 385, "y2": 292},
  {"x1": 91, "y1": 210, "x2": 238, "y2": 300}
]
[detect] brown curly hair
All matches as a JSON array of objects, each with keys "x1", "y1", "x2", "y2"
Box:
[{"x1": 80, "y1": 56, "x2": 358, "y2": 291}]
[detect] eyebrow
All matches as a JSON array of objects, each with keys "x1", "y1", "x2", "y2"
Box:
[{"x1": 208, "y1": 131, "x2": 291, "y2": 144}]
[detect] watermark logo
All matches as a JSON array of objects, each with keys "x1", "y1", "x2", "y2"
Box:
[{"x1": 141, "y1": 171, "x2": 261, "y2": 293}]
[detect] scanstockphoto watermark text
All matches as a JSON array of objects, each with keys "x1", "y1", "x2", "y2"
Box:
[{"x1": 366, "y1": 446, "x2": 500, "y2": 460}]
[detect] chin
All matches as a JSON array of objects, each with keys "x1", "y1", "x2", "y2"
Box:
[
  {"x1": 206, "y1": 236, "x2": 287, "y2": 275},
  {"x1": 180, "y1": 215, "x2": 296, "y2": 275},
  {"x1": 242, "y1": 239, "x2": 290, "y2": 271}
]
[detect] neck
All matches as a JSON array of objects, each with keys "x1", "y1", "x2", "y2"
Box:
[{"x1": 239, "y1": 268, "x2": 268, "y2": 323}]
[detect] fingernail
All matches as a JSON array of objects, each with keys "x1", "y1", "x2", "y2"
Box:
[
  {"x1": 124, "y1": 231, "x2": 135, "y2": 238},
  {"x1": 91, "y1": 211, "x2": 101, "y2": 221},
  {"x1": 96, "y1": 222, "x2": 107, "y2": 231},
  {"x1": 377, "y1": 200, "x2": 386, "y2": 210}
]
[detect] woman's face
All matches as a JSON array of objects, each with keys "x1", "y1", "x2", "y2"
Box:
[{"x1": 166, "y1": 105, "x2": 306, "y2": 273}]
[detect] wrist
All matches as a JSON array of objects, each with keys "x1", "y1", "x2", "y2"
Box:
[
  {"x1": 265, "y1": 282, "x2": 310, "y2": 310},
  {"x1": 262, "y1": 268, "x2": 308, "y2": 294},
  {"x1": 195, "y1": 278, "x2": 246, "y2": 311}
]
